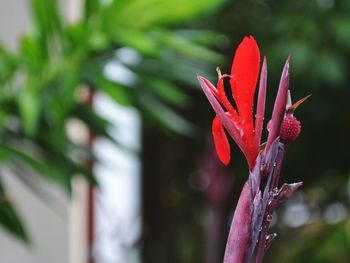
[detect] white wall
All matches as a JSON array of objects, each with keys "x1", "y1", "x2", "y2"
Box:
[{"x1": 0, "y1": 0, "x2": 30, "y2": 50}]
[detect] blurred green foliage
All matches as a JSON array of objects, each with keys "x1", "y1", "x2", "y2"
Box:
[{"x1": 0, "y1": 0, "x2": 225, "y2": 242}]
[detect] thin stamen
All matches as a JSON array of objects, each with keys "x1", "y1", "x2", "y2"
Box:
[
  {"x1": 216, "y1": 74, "x2": 238, "y2": 119},
  {"x1": 288, "y1": 94, "x2": 311, "y2": 112}
]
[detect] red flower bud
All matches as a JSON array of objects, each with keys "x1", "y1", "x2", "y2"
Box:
[{"x1": 280, "y1": 116, "x2": 301, "y2": 143}]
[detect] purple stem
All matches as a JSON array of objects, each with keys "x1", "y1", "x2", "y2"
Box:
[
  {"x1": 271, "y1": 144, "x2": 286, "y2": 189},
  {"x1": 255, "y1": 143, "x2": 286, "y2": 263},
  {"x1": 254, "y1": 203, "x2": 274, "y2": 263},
  {"x1": 223, "y1": 182, "x2": 252, "y2": 263}
]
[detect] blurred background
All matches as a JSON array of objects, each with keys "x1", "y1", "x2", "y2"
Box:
[{"x1": 0, "y1": 0, "x2": 349, "y2": 263}]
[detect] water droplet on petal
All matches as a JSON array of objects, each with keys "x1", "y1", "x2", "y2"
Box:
[
  {"x1": 266, "y1": 214, "x2": 273, "y2": 222},
  {"x1": 267, "y1": 120, "x2": 272, "y2": 132},
  {"x1": 240, "y1": 129, "x2": 244, "y2": 137}
]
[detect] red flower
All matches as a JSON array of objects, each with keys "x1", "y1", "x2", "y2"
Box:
[
  {"x1": 198, "y1": 36, "x2": 309, "y2": 263},
  {"x1": 198, "y1": 36, "x2": 266, "y2": 169}
]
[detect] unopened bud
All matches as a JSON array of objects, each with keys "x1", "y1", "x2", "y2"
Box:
[{"x1": 280, "y1": 116, "x2": 301, "y2": 143}]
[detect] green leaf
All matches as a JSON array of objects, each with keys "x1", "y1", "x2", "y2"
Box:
[
  {"x1": 46, "y1": 62, "x2": 81, "y2": 126},
  {"x1": 139, "y1": 75, "x2": 190, "y2": 107},
  {"x1": 107, "y1": 0, "x2": 226, "y2": 29},
  {"x1": 137, "y1": 92, "x2": 195, "y2": 135},
  {"x1": 19, "y1": 35, "x2": 46, "y2": 73},
  {"x1": 0, "y1": 200, "x2": 29, "y2": 243},
  {"x1": 30, "y1": 0, "x2": 63, "y2": 44},
  {"x1": 153, "y1": 29, "x2": 223, "y2": 64},
  {"x1": 110, "y1": 28, "x2": 161, "y2": 56},
  {"x1": 84, "y1": 0, "x2": 101, "y2": 19},
  {"x1": 175, "y1": 30, "x2": 225, "y2": 47},
  {"x1": 88, "y1": 29, "x2": 110, "y2": 52},
  {"x1": 95, "y1": 76, "x2": 132, "y2": 106},
  {"x1": 0, "y1": 178, "x2": 29, "y2": 243},
  {"x1": 130, "y1": 56, "x2": 216, "y2": 86},
  {"x1": 0, "y1": 45, "x2": 18, "y2": 83},
  {"x1": 18, "y1": 88, "x2": 41, "y2": 137},
  {"x1": 72, "y1": 104, "x2": 116, "y2": 143},
  {"x1": 0, "y1": 145, "x2": 72, "y2": 194}
]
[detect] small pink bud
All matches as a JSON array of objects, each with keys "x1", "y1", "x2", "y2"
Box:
[{"x1": 280, "y1": 116, "x2": 301, "y2": 143}]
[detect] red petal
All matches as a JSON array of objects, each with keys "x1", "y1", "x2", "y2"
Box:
[
  {"x1": 212, "y1": 116, "x2": 230, "y2": 165},
  {"x1": 230, "y1": 36, "x2": 260, "y2": 129}
]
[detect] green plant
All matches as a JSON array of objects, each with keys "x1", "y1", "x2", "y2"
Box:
[{"x1": 0, "y1": 0, "x2": 225, "y2": 242}]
